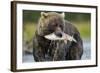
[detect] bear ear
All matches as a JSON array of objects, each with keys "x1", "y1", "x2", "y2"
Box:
[
  {"x1": 41, "y1": 12, "x2": 48, "y2": 18},
  {"x1": 61, "y1": 12, "x2": 65, "y2": 18}
]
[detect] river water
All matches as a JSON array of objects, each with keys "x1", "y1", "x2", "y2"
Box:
[{"x1": 23, "y1": 39, "x2": 91, "y2": 62}]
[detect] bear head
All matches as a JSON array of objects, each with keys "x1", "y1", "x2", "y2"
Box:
[{"x1": 37, "y1": 12, "x2": 65, "y2": 38}]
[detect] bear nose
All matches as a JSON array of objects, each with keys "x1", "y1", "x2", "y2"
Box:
[{"x1": 55, "y1": 32, "x2": 62, "y2": 37}]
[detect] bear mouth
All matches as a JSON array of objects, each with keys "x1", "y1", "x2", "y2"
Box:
[{"x1": 44, "y1": 32, "x2": 77, "y2": 44}]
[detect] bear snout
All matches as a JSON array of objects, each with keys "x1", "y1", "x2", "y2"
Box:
[{"x1": 54, "y1": 31, "x2": 62, "y2": 37}]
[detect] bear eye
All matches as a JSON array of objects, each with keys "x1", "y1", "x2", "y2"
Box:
[
  {"x1": 59, "y1": 24, "x2": 63, "y2": 28},
  {"x1": 59, "y1": 24, "x2": 63, "y2": 30}
]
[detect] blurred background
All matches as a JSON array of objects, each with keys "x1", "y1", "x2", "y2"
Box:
[{"x1": 23, "y1": 10, "x2": 91, "y2": 62}]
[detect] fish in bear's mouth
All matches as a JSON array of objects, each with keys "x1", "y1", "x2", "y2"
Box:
[{"x1": 44, "y1": 32, "x2": 77, "y2": 44}]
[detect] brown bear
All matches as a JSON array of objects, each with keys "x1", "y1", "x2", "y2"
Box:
[{"x1": 33, "y1": 12, "x2": 83, "y2": 62}]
